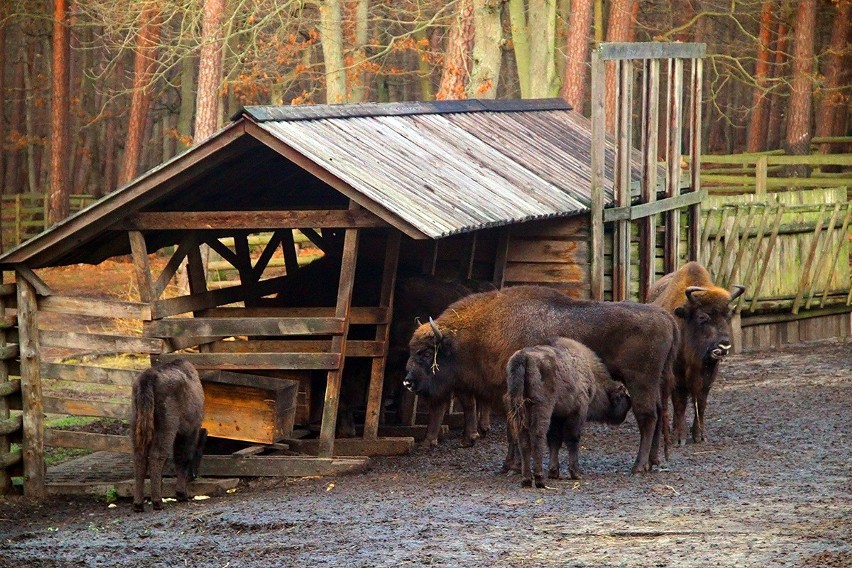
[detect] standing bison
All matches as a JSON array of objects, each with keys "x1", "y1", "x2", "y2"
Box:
[
  {"x1": 504, "y1": 337, "x2": 632, "y2": 488},
  {"x1": 647, "y1": 261, "x2": 744, "y2": 445},
  {"x1": 131, "y1": 359, "x2": 207, "y2": 512},
  {"x1": 404, "y1": 285, "x2": 679, "y2": 474}
]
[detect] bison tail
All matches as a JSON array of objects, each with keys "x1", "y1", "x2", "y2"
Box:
[
  {"x1": 132, "y1": 371, "x2": 156, "y2": 453},
  {"x1": 505, "y1": 352, "x2": 532, "y2": 438}
]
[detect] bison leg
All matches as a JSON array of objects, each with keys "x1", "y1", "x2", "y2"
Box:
[
  {"x1": 691, "y1": 387, "x2": 711, "y2": 443},
  {"x1": 457, "y1": 392, "x2": 480, "y2": 447},
  {"x1": 132, "y1": 448, "x2": 148, "y2": 512},
  {"x1": 650, "y1": 399, "x2": 664, "y2": 467},
  {"x1": 562, "y1": 415, "x2": 584, "y2": 480},
  {"x1": 420, "y1": 396, "x2": 449, "y2": 449},
  {"x1": 172, "y1": 431, "x2": 197, "y2": 502},
  {"x1": 148, "y1": 447, "x2": 169, "y2": 511},
  {"x1": 517, "y1": 427, "x2": 534, "y2": 487},
  {"x1": 501, "y1": 425, "x2": 521, "y2": 474},
  {"x1": 628, "y1": 389, "x2": 659, "y2": 475},
  {"x1": 671, "y1": 385, "x2": 689, "y2": 447},
  {"x1": 529, "y1": 411, "x2": 550, "y2": 489},
  {"x1": 546, "y1": 416, "x2": 566, "y2": 479},
  {"x1": 477, "y1": 399, "x2": 492, "y2": 438}
]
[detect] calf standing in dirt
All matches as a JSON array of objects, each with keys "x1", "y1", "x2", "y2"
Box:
[
  {"x1": 131, "y1": 359, "x2": 207, "y2": 512},
  {"x1": 504, "y1": 338, "x2": 632, "y2": 488}
]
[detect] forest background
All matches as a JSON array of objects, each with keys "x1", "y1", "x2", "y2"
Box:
[{"x1": 0, "y1": 0, "x2": 848, "y2": 237}]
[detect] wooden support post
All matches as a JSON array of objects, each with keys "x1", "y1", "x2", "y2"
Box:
[
  {"x1": 0, "y1": 273, "x2": 11, "y2": 494},
  {"x1": 688, "y1": 57, "x2": 703, "y2": 261},
  {"x1": 363, "y1": 230, "x2": 401, "y2": 439},
  {"x1": 664, "y1": 58, "x2": 684, "y2": 274},
  {"x1": 422, "y1": 240, "x2": 438, "y2": 276},
  {"x1": 461, "y1": 232, "x2": 478, "y2": 280},
  {"x1": 639, "y1": 59, "x2": 660, "y2": 301},
  {"x1": 318, "y1": 207, "x2": 360, "y2": 458},
  {"x1": 492, "y1": 226, "x2": 510, "y2": 289},
  {"x1": 614, "y1": 60, "x2": 633, "y2": 301},
  {"x1": 16, "y1": 272, "x2": 45, "y2": 498},
  {"x1": 755, "y1": 156, "x2": 768, "y2": 196},
  {"x1": 590, "y1": 48, "x2": 606, "y2": 300},
  {"x1": 128, "y1": 231, "x2": 154, "y2": 303},
  {"x1": 281, "y1": 230, "x2": 300, "y2": 276}
]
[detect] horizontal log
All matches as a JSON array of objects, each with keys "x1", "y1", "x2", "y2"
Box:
[
  {"x1": 0, "y1": 283, "x2": 16, "y2": 296},
  {"x1": 702, "y1": 175, "x2": 852, "y2": 188},
  {"x1": 599, "y1": 42, "x2": 706, "y2": 60},
  {"x1": 284, "y1": 437, "x2": 413, "y2": 457},
  {"x1": 0, "y1": 344, "x2": 19, "y2": 360},
  {"x1": 40, "y1": 329, "x2": 164, "y2": 354},
  {"x1": 603, "y1": 191, "x2": 706, "y2": 222},
  {"x1": 154, "y1": 352, "x2": 341, "y2": 370},
  {"x1": 211, "y1": 339, "x2": 386, "y2": 357},
  {"x1": 41, "y1": 363, "x2": 139, "y2": 387},
  {"x1": 0, "y1": 379, "x2": 21, "y2": 397},
  {"x1": 128, "y1": 210, "x2": 390, "y2": 230},
  {"x1": 152, "y1": 274, "x2": 289, "y2": 319},
  {"x1": 810, "y1": 136, "x2": 852, "y2": 144},
  {"x1": 0, "y1": 314, "x2": 16, "y2": 329},
  {"x1": 202, "y1": 306, "x2": 389, "y2": 325},
  {"x1": 198, "y1": 455, "x2": 370, "y2": 477},
  {"x1": 740, "y1": 304, "x2": 852, "y2": 327},
  {"x1": 145, "y1": 317, "x2": 345, "y2": 338},
  {"x1": 0, "y1": 414, "x2": 22, "y2": 436},
  {"x1": 42, "y1": 396, "x2": 131, "y2": 419},
  {"x1": 39, "y1": 295, "x2": 152, "y2": 321},
  {"x1": 0, "y1": 449, "x2": 22, "y2": 469},
  {"x1": 44, "y1": 430, "x2": 132, "y2": 453},
  {"x1": 504, "y1": 262, "x2": 585, "y2": 284}
]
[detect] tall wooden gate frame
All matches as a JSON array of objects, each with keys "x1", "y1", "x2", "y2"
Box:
[{"x1": 590, "y1": 42, "x2": 707, "y2": 300}]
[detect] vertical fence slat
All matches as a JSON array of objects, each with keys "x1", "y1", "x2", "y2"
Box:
[
  {"x1": 639, "y1": 58, "x2": 660, "y2": 300},
  {"x1": 749, "y1": 206, "x2": 785, "y2": 312},
  {"x1": 805, "y1": 203, "x2": 842, "y2": 310},
  {"x1": 688, "y1": 57, "x2": 703, "y2": 261},
  {"x1": 820, "y1": 204, "x2": 852, "y2": 308},
  {"x1": 664, "y1": 58, "x2": 684, "y2": 273},
  {"x1": 17, "y1": 274, "x2": 45, "y2": 498},
  {"x1": 735, "y1": 204, "x2": 770, "y2": 312},
  {"x1": 792, "y1": 204, "x2": 828, "y2": 314},
  {"x1": 0, "y1": 274, "x2": 11, "y2": 494}
]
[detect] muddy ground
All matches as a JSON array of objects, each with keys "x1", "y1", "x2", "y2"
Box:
[{"x1": 0, "y1": 337, "x2": 849, "y2": 567}]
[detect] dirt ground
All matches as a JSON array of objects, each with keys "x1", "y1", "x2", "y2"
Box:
[
  {"x1": 0, "y1": 261, "x2": 850, "y2": 567},
  {"x1": 0, "y1": 337, "x2": 848, "y2": 567}
]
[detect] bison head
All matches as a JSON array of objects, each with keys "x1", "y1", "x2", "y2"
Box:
[
  {"x1": 674, "y1": 284, "x2": 745, "y2": 364},
  {"x1": 605, "y1": 383, "x2": 632, "y2": 425},
  {"x1": 402, "y1": 317, "x2": 458, "y2": 400}
]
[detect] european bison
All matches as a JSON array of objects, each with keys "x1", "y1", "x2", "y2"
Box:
[
  {"x1": 504, "y1": 337, "x2": 632, "y2": 488},
  {"x1": 131, "y1": 359, "x2": 207, "y2": 512},
  {"x1": 404, "y1": 285, "x2": 679, "y2": 474},
  {"x1": 647, "y1": 261, "x2": 745, "y2": 445}
]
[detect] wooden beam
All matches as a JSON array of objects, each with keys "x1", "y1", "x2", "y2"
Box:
[
  {"x1": 589, "y1": 48, "x2": 606, "y2": 300},
  {"x1": 0, "y1": 379, "x2": 20, "y2": 397},
  {"x1": 599, "y1": 42, "x2": 706, "y2": 61},
  {"x1": 492, "y1": 226, "x2": 510, "y2": 288},
  {"x1": 603, "y1": 190, "x2": 706, "y2": 222},
  {"x1": 44, "y1": 430, "x2": 132, "y2": 453},
  {"x1": 154, "y1": 352, "x2": 341, "y2": 370},
  {"x1": 16, "y1": 274, "x2": 45, "y2": 498},
  {"x1": 39, "y1": 329, "x2": 164, "y2": 354},
  {"x1": 151, "y1": 274, "x2": 290, "y2": 318},
  {"x1": 128, "y1": 210, "x2": 390, "y2": 231},
  {"x1": 202, "y1": 306, "x2": 388, "y2": 325},
  {"x1": 211, "y1": 339, "x2": 386, "y2": 358},
  {"x1": 299, "y1": 228, "x2": 336, "y2": 255},
  {"x1": 38, "y1": 295, "x2": 152, "y2": 321},
  {"x1": 13, "y1": 265, "x2": 51, "y2": 297},
  {"x1": 41, "y1": 363, "x2": 138, "y2": 386},
  {"x1": 280, "y1": 230, "x2": 300, "y2": 276},
  {"x1": 145, "y1": 317, "x2": 345, "y2": 338},
  {"x1": 664, "y1": 57, "x2": 684, "y2": 274},
  {"x1": 639, "y1": 57, "x2": 660, "y2": 301},
  {"x1": 0, "y1": 415, "x2": 22, "y2": 436},
  {"x1": 42, "y1": 397, "x2": 130, "y2": 419},
  {"x1": 285, "y1": 437, "x2": 413, "y2": 457},
  {"x1": 153, "y1": 235, "x2": 195, "y2": 300},
  {"x1": 687, "y1": 57, "x2": 703, "y2": 261},
  {"x1": 0, "y1": 344, "x2": 19, "y2": 360},
  {"x1": 198, "y1": 455, "x2": 370, "y2": 477},
  {"x1": 128, "y1": 230, "x2": 154, "y2": 303},
  {"x1": 319, "y1": 210, "x2": 359, "y2": 458},
  {"x1": 252, "y1": 230, "x2": 287, "y2": 279}
]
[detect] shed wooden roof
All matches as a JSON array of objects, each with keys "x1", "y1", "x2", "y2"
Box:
[{"x1": 0, "y1": 99, "x2": 639, "y2": 269}]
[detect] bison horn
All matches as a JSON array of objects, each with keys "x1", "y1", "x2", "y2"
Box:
[
  {"x1": 685, "y1": 286, "x2": 706, "y2": 303},
  {"x1": 729, "y1": 285, "x2": 746, "y2": 301},
  {"x1": 428, "y1": 317, "x2": 443, "y2": 342}
]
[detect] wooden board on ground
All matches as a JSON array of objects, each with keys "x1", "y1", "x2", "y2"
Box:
[
  {"x1": 284, "y1": 436, "x2": 414, "y2": 457},
  {"x1": 198, "y1": 455, "x2": 370, "y2": 477},
  {"x1": 46, "y1": 477, "x2": 240, "y2": 498}
]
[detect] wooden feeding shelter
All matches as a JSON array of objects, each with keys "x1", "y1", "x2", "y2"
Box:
[{"x1": 0, "y1": 43, "x2": 709, "y2": 498}]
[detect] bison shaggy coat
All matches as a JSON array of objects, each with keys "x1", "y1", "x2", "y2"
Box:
[
  {"x1": 131, "y1": 359, "x2": 206, "y2": 512},
  {"x1": 405, "y1": 285, "x2": 679, "y2": 474},
  {"x1": 505, "y1": 338, "x2": 632, "y2": 488},
  {"x1": 647, "y1": 261, "x2": 744, "y2": 445}
]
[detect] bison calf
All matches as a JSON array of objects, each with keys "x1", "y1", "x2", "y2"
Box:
[
  {"x1": 131, "y1": 359, "x2": 207, "y2": 512},
  {"x1": 504, "y1": 338, "x2": 632, "y2": 488}
]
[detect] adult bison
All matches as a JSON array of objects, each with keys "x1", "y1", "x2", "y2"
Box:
[
  {"x1": 404, "y1": 285, "x2": 679, "y2": 474},
  {"x1": 647, "y1": 261, "x2": 745, "y2": 445}
]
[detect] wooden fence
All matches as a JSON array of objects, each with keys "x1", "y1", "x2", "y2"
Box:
[
  {"x1": 0, "y1": 279, "x2": 21, "y2": 493},
  {"x1": 1, "y1": 194, "x2": 96, "y2": 252}
]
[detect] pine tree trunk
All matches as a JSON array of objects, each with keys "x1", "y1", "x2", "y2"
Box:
[
  {"x1": 348, "y1": 0, "x2": 369, "y2": 103},
  {"x1": 746, "y1": 0, "x2": 774, "y2": 152},
  {"x1": 49, "y1": 0, "x2": 70, "y2": 224},
  {"x1": 604, "y1": 0, "x2": 635, "y2": 132},
  {"x1": 508, "y1": 0, "x2": 530, "y2": 98},
  {"x1": 560, "y1": 0, "x2": 593, "y2": 113},
  {"x1": 766, "y1": 2, "x2": 791, "y2": 151},
  {"x1": 118, "y1": 5, "x2": 161, "y2": 186},
  {"x1": 194, "y1": 0, "x2": 225, "y2": 142},
  {"x1": 437, "y1": 0, "x2": 474, "y2": 100},
  {"x1": 468, "y1": 0, "x2": 503, "y2": 98},
  {"x1": 784, "y1": 0, "x2": 816, "y2": 172},
  {"x1": 319, "y1": 0, "x2": 347, "y2": 103},
  {"x1": 528, "y1": 0, "x2": 558, "y2": 97},
  {"x1": 814, "y1": 0, "x2": 851, "y2": 159}
]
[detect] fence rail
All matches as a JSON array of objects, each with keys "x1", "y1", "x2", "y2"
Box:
[{"x1": 1, "y1": 193, "x2": 96, "y2": 251}]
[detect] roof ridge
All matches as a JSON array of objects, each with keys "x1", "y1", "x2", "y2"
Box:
[{"x1": 234, "y1": 98, "x2": 571, "y2": 123}]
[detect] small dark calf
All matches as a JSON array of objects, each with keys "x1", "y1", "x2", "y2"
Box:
[
  {"x1": 504, "y1": 338, "x2": 632, "y2": 488},
  {"x1": 131, "y1": 359, "x2": 206, "y2": 512}
]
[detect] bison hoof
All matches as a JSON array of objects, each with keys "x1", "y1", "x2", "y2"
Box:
[
  {"x1": 547, "y1": 469, "x2": 560, "y2": 480},
  {"x1": 176, "y1": 491, "x2": 189, "y2": 502},
  {"x1": 152, "y1": 500, "x2": 163, "y2": 511},
  {"x1": 568, "y1": 470, "x2": 582, "y2": 480},
  {"x1": 521, "y1": 478, "x2": 533, "y2": 488},
  {"x1": 460, "y1": 437, "x2": 477, "y2": 448},
  {"x1": 132, "y1": 503, "x2": 144, "y2": 513},
  {"x1": 534, "y1": 477, "x2": 547, "y2": 489},
  {"x1": 478, "y1": 427, "x2": 490, "y2": 438},
  {"x1": 417, "y1": 439, "x2": 438, "y2": 450}
]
